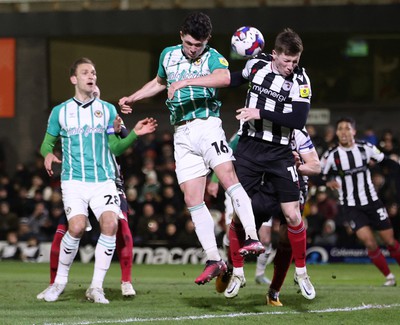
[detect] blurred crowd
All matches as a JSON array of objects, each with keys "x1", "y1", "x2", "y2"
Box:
[{"x1": 1, "y1": 125, "x2": 400, "y2": 261}]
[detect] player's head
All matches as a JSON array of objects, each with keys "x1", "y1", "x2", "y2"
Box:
[
  {"x1": 272, "y1": 28, "x2": 303, "y2": 77},
  {"x1": 69, "y1": 57, "x2": 97, "y2": 97},
  {"x1": 336, "y1": 116, "x2": 356, "y2": 148},
  {"x1": 180, "y1": 12, "x2": 212, "y2": 60}
]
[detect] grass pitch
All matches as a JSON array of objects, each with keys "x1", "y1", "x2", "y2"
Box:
[{"x1": 0, "y1": 261, "x2": 399, "y2": 325}]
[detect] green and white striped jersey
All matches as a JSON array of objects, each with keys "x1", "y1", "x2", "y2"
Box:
[
  {"x1": 46, "y1": 97, "x2": 118, "y2": 182},
  {"x1": 157, "y1": 45, "x2": 229, "y2": 125}
]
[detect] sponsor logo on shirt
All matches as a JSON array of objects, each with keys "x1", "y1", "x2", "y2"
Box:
[
  {"x1": 219, "y1": 58, "x2": 229, "y2": 66},
  {"x1": 299, "y1": 84, "x2": 310, "y2": 98},
  {"x1": 251, "y1": 84, "x2": 286, "y2": 102}
]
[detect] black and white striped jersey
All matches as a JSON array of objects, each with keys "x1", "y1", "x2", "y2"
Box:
[
  {"x1": 320, "y1": 140, "x2": 385, "y2": 206},
  {"x1": 237, "y1": 53, "x2": 311, "y2": 146}
]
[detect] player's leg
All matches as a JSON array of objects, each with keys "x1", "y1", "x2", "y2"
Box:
[
  {"x1": 267, "y1": 224, "x2": 292, "y2": 307},
  {"x1": 380, "y1": 228, "x2": 400, "y2": 267},
  {"x1": 215, "y1": 192, "x2": 234, "y2": 293},
  {"x1": 86, "y1": 180, "x2": 119, "y2": 304},
  {"x1": 280, "y1": 200, "x2": 315, "y2": 299},
  {"x1": 116, "y1": 186, "x2": 135, "y2": 297},
  {"x1": 174, "y1": 122, "x2": 226, "y2": 285},
  {"x1": 208, "y1": 118, "x2": 262, "y2": 256},
  {"x1": 358, "y1": 226, "x2": 395, "y2": 286},
  {"x1": 255, "y1": 219, "x2": 273, "y2": 285},
  {"x1": 43, "y1": 214, "x2": 86, "y2": 302},
  {"x1": 224, "y1": 214, "x2": 246, "y2": 299},
  {"x1": 181, "y1": 177, "x2": 226, "y2": 284},
  {"x1": 215, "y1": 161, "x2": 264, "y2": 255},
  {"x1": 37, "y1": 220, "x2": 67, "y2": 300},
  {"x1": 117, "y1": 217, "x2": 136, "y2": 296}
]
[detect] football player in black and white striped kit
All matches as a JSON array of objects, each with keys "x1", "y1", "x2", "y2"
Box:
[
  {"x1": 229, "y1": 28, "x2": 315, "y2": 300},
  {"x1": 321, "y1": 116, "x2": 400, "y2": 286}
]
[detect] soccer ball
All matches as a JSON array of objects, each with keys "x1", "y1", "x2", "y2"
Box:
[{"x1": 231, "y1": 26, "x2": 265, "y2": 58}]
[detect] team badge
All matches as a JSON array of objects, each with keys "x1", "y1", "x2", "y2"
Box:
[
  {"x1": 219, "y1": 58, "x2": 229, "y2": 67},
  {"x1": 299, "y1": 84, "x2": 310, "y2": 98},
  {"x1": 65, "y1": 207, "x2": 72, "y2": 215},
  {"x1": 283, "y1": 81, "x2": 293, "y2": 91},
  {"x1": 193, "y1": 58, "x2": 202, "y2": 66},
  {"x1": 94, "y1": 110, "x2": 103, "y2": 118}
]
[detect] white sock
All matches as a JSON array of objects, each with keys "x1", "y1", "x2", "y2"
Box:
[
  {"x1": 90, "y1": 234, "x2": 116, "y2": 288},
  {"x1": 55, "y1": 231, "x2": 80, "y2": 285},
  {"x1": 296, "y1": 266, "x2": 307, "y2": 275},
  {"x1": 233, "y1": 267, "x2": 244, "y2": 277},
  {"x1": 255, "y1": 245, "x2": 271, "y2": 276},
  {"x1": 226, "y1": 183, "x2": 258, "y2": 240},
  {"x1": 189, "y1": 202, "x2": 220, "y2": 261}
]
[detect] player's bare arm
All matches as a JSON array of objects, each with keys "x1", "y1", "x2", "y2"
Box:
[
  {"x1": 297, "y1": 149, "x2": 321, "y2": 176},
  {"x1": 168, "y1": 68, "x2": 230, "y2": 100},
  {"x1": 119, "y1": 76, "x2": 167, "y2": 114}
]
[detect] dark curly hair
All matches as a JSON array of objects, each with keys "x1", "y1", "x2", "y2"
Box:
[{"x1": 180, "y1": 12, "x2": 212, "y2": 41}]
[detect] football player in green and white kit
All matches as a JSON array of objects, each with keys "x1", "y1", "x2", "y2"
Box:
[{"x1": 119, "y1": 12, "x2": 264, "y2": 285}]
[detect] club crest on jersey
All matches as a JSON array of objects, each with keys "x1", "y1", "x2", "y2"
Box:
[
  {"x1": 299, "y1": 84, "x2": 310, "y2": 98},
  {"x1": 65, "y1": 207, "x2": 72, "y2": 216},
  {"x1": 193, "y1": 58, "x2": 202, "y2": 66},
  {"x1": 283, "y1": 81, "x2": 293, "y2": 91},
  {"x1": 94, "y1": 110, "x2": 103, "y2": 118},
  {"x1": 219, "y1": 58, "x2": 229, "y2": 67}
]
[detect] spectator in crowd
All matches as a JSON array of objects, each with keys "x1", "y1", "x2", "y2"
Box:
[
  {"x1": 0, "y1": 200, "x2": 19, "y2": 240},
  {"x1": 304, "y1": 200, "x2": 325, "y2": 245},
  {"x1": 313, "y1": 219, "x2": 338, "y2": 246},
  {"x1": 0, "y1": 231, "x2": 22, "y2": 260},
  {"x1": 379, "y1": 129, "x2": 400, "y2": 158},
  {"x1": 21, "y1": 235, "x2": 40, "y2": 262},
  {"x1": 315, "y1": 185, "x2": 338, "y2": 221}
]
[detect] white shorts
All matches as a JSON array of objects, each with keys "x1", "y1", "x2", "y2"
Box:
[
  {"x1": 174, "y1": 117, "x2": 234, "y2": 184},
  {"x1": 61, "y1": 180, "x2": 121, "y2": 225}
]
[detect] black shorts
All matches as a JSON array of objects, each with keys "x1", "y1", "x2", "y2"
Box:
[
  {"x1": 340, "y1": 200, "x2": 392, "y2": 232},
  {"x1": 234, "y1": 136, "x2": 300, "y2": 203}
]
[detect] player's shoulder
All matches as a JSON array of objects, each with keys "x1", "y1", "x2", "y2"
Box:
[
  {"x1": 293, "y1": 65, "x2": 310, "y2": 85},
  {"x1": 356, "y1": 139, "x2": 377, "y2": 150},
  {"x1": 51, "y1": 98, "x2": 73, "y2": 113},
  {"x1": 323, "y1": 144, "x2": 340, "y2": 158},
  {"x1": 161, "y1": 44, "x2": 180, "y2": 55}
]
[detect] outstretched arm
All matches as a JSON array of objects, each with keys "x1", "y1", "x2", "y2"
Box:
[
  {"x1": 168, "y1": 68, "x2": 230, "y2": 100},
  {"x1": 118, "y1": 76, "x2": 167, "y2": 114},
  {"x1": 108, "y1": 117, "x2": 158, "y2": 156}
]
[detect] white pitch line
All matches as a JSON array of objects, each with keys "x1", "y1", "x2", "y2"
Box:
[{"x1": 43, "y1": 303, "x2": 400, "y2": 325}]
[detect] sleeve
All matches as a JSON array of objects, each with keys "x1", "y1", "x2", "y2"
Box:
[
  {"x1": 367, "y1": 143, "x2": 385, "y2": 163},
  {"x1": 208, "y1": 49, "x2": 229, "y2": 72},
  {"x1": 157, "y1": 48, "x2": 169, "y2": 79},
  {"x1": 229, "y1": 71, "x2": 248, "y2": 87},
  {"x1": 108, "y1": 131, "x2": 138, "y2": 157},
  {"x1": 46, "y1": 107, "x2": 62, "y2": 137},
  {"x1": 241, "y1": 58, "x2": 256, "y2": 79},
  {"x1": 259, "y1": 102, "x2": 310, "y2": 129},
  {"x1": 40, "y1": 133, "x2": 58, "y2": 158},
  {"x1": 320, "y1": 150, "x2": 333, "y2": 179}
]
